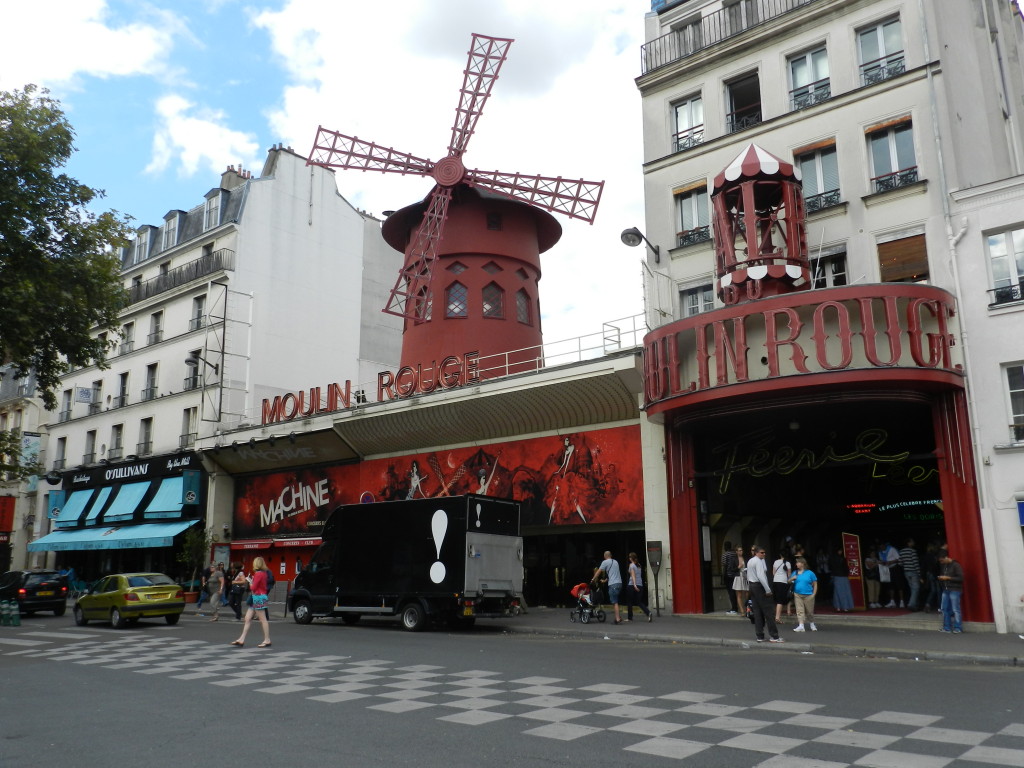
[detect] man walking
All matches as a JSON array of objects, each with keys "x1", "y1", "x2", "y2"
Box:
[
  {"x1": 747, "y1": 545, "x2": 783, "y2": 643},
  {"x1": 937, "y1": 549, "x2": 964, "y2": 633},
  {"x1": 899, "y1": 538, "x2": 922, "y2": 611},
  {"x1": 596, "y1": 551, "x2": 624, "y2": 625}
]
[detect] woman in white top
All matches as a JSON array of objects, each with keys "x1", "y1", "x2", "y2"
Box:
[
  {"x1": 731, "y1": 546, "x2": 749, "y2": 617},
  {"x1": 771, "y1": 551, "x2": 792, "y2": 623}
]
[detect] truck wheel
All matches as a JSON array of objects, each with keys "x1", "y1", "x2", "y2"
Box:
[
  {"x1": 292, "y1": 599, "x2": 313, "y2": 625},
  {"x1": 341, "y1": 613, "x2": 361, "y2": 625},
  {"x1": 400, "y1": 602, "x2": 427, "y2": 632}
]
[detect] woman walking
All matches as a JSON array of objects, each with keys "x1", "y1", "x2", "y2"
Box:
[
  {"x1": 731, "y1": 545, "x2": 749, "y2": 617},
  {"x1": 771, "y1": 550, "x2": 792, "y2": 624},
  {"x1": 206, "y1": 562, "x2": 224, "y2": 621},
  {"x1": 625, "y1": 552, "x2": 653, "y2": 622},
  {"x1": 228, "y1": 562, "x2": 246, "y2": 621},
  {"x1": 790, "y1": 557, "x2": 818, "y2": 631},
  {"x1": 231, "y1": 556, "x2": 271, "y2": 647}
]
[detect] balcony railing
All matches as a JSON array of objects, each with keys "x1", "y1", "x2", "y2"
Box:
[
  {"x1": 871, "y1": 166, "x2": 918, "y2": 194},
  {"x1": 119, "y1": 340, "x2": 134, "y2": 355},
  {"x1": 137, "y1": 441, "x2": 153, "y2": 456},
  {"x1": 148, "y1": 330, "x2": 163, "y2": 345},
  {"x1": 805, "y1": 189, "x2": 841, "y2": 212},
  {"x1": 58, "y1": 409, "x2": 71, "y2": 423},
  {"x1": 127, "y1": 248, "x2": 235, "y2": 306},
  {"x1": 141, "y1": 387, "x2": 158, "y2": 402},
  {"x1": 861, "y1": 52, "x2": 905, "y2": 86},
  {"x1": 790, "y1": 79, "x2": 831, "y2": 110},
  {"x1": 987, "y1": 282, "x2": 1024, "y2": 307},
  {"x1": 108, "y1": 446, "x2": 123, "y2": 460},
  {"x1": 641, "y1": 0, "x2": 818, "y2": 74},
  {"x1": 726, "y1": 103, "x2": 762, "y2": 134},
  {"x1": 183, "y1": 375, "x2": 203, "y2": 391},
  {"x1": 82, "y1": 452, "x2": 95, "y2": 465},
  {"x1": 179, "y1": 432, "x2": 197, "y2": 449},
  {"x1": 52, "y1": 458, "x2": 66, "y2": 471},
  {"x1": 112, "y1": 394, "x2": 128, "y2": 409},
  {"x1": 673, "y1": 125, "x2": 704, "y2": 153},
  {"x1": 189, "y1": 316, "x2": 207, "y2": 331},
  {"x1": 678, "y1": 226, "x2": 713, "y2": 248}
]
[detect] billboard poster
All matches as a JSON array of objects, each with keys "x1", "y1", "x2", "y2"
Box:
[
  {"x1": 233, "y1": 424, "x2": 643, "y2": 538},
  {"x1": 842, "y1": 531, "x2": 865, "y2": 611}
]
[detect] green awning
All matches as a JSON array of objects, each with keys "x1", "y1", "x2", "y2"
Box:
[
  {"x1": 83, "y1": 486, "x2": 113, "y2": 525},
  {"x1": 103, "y1": 481, "x2": 151, "y2": 523},
  {"x1": 144, "y1": 477, "x2": 184, "y2": 519},
  {"x1": 53, "y1": 490, "x2": 94, "y2": 529},
  {"x1": 27, "y1": 519, "x2": 198, "y2": 552}
]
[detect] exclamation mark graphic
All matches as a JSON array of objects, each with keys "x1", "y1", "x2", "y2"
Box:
[
  {"x1": 475, "y1": 503, "x2": 482, "y2": 528},
  {"x1": 430, "y1": 509, "x2": 448, "y2": 583}
]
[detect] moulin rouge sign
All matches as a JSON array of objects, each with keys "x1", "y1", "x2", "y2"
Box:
[
  {"x1": 644, "y1": 285, "x2": 962, "y2": 410},
  {"x1": 261, "y1": 351, "x2": 481, "y2": 425}
]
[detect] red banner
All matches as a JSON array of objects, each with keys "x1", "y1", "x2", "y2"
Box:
[{"x1": 0, "y1": 496, "x2": 14, "y2": 532}]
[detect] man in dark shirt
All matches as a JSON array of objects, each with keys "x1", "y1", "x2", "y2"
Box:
[
  {"x1": 721, "y1": 541, "x2": 739, "y2": 614},
  {"x1": 937, "y1": 549, "x2": 964, "y2": 633},
  {"x1": 899, "y1": 538, "x2": 922, "y2": 611}
]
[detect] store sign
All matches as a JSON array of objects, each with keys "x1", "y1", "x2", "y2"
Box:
[
  {"x1": 260, "y1": 351, "x2": 481, "y2": 425},
  {"x1": 644, "y1": 286, "x2": 961, "y2": 407}
]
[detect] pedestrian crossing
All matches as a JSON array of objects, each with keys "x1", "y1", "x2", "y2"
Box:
[{"x1": 5, "y1": 628, "x2": 1023, "y2": 766}]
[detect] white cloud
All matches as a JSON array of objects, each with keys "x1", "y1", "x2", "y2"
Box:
[
  {"x1": 145, "y1": 94, "x2": 261, "y2": 178},
  {"x1": 0, "y1": 0, "x2": 179, "y2": 91},
  {"x1": 252, "y1": 0, "x2": 649, "y2": 342}
]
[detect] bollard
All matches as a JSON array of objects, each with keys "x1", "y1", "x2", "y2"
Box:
[
  {"x1": 0, "y1": 600, "x2": 9, "y2": 627},
  {"x1": 10, "y1": 602, "x2": 20, "y2": 626}
]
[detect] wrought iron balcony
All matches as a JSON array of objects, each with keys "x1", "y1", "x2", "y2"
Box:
[
  {"x1": 118, "y1": 340, "x2": 134, "y2": 355},
  {"x1": 126, "y1": 248, "x2": 235, "y2": 306},
  {"x1": 189, "y1": 315, "x2": 207, "y2": 331},
  {"x1": 805, "y1": 189, "x2": 841, "y2": 212},
  {"x1": 673, "y1": 125, "x2": 704, "y2": 153},
  {"x1": 179, "y1": 432, "x2": 197, "y2": 449},
  {"x1": 861, "y1": 52, "x2": 905, "y2": 86},
  {"x1": 112, "y1": 394, "x2": 128, "y2": 409},
  {"x1": 872, "y1": 166, "x2": 918, "y2": 194},
  {"x1": 641, "y1": 0, "x2": 818, "y2": 75},
  {"x1": 136, "y1": 441, "x2": 153, "y2": 456},
  {"x1": 147, "y1": 330, "x2": 163, "y2": 345},
  {"x1": 987, "y1": 282, "x2": 1024, "y2": 307},
  {"x1": 88, "y1": 402, "x2": 102, "y2": 415},
  {"x1": 52, "y1": 458, "x2": 66, "y2": 470},
  {"x1": 107, "y1": 446, "x2": 123, "y2": 460},
  {"x1": 678, "y1": 226, "x2": 712, "y2": 248},
  {"x1": 57, "y1": 409, "x2": 71, "y2": 423},
  {"x1": 82, "y1": 452, "x2": 95, "y2": 465},
  {"x1": 726, "y1": 104, "x2": 762, "y2": 134},
  {"x1": 141, "y1": 387, "x2": 158, "y2": 402},
  {"x1": 790, "y1": 79, "x2": 831, "y2": 110},
  {"x1": 183, "y1": 375, "x2": 203, "y2": 391}
]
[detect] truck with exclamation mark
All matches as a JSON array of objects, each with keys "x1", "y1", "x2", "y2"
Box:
[{"x1": 287, "y1": 494, "x2": 524, "y2": 631}]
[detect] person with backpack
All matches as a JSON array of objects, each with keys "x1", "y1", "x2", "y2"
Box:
[{"x1": 230, "y1": 556, "x2": 272, "y2": 648}]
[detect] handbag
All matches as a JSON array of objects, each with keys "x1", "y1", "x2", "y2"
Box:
[{"x1": 878, "y1": 564, "x2": 891, "y2": 583}]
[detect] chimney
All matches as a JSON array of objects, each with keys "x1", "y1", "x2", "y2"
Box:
[{"x1": 220, "y1": 164, "x2": 250, "y2": 189}]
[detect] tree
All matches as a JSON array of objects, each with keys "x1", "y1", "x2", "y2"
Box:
[
  {"x1": 176, "y1": 525, "x2": 212, "y2": 590},
  {"x1": 0, "y1": 85, "x2": 131, "y2": 411}
]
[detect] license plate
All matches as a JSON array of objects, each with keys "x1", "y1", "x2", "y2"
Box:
[
  {"x1": 462, "y1": 607, "x2": 474, "y2": 616},
  {"x1": 37, "y1": 591, "x2": 54, "y2": 596},
  {"x1": 148, "y1": 593, "x2": 171, "y2": 600}
]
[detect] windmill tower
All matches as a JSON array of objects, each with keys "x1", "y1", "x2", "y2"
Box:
[{"x1": 308, "y1": 34, "x2": 604, "y2": 378}]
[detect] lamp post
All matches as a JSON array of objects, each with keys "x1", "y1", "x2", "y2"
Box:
[{"x1": 620, "y1": 227, "x2": 661, "y2": 263}]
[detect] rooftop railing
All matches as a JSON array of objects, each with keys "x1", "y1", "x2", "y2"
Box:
[{"x1": 126, "y1": 248, "x2": 235, "y2": 306}]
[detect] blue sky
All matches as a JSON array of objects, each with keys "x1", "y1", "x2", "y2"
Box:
[{"x1": 1, "y1": 0, "x2": 650, "y2": 343}]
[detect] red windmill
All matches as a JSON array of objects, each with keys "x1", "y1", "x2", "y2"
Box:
[{"x1": 308, "y1": 33, "x2": 604, "y2": 381}]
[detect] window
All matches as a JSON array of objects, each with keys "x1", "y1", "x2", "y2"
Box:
[
  {"x1": 676, "y1": 187, "x2": 711, "y2": 247},
  {"x1": 987, "y1": 228, "x2": 1024, "y2": 306},
  {"x1": 114, "y1": 372, "x2": 129, "y2": 408},
  {"x1": 134, "y1": 230, "x2": 149, "y2": 264},
  {"x1": 486, "y1": 213, "x2": 503, "y2": 231},
  {"x1": 89, "y1": 380, "x2": 102, "y2": 415},
  {"x1": 789, "y1": 47, "x2": 830, "y2": 110},
  {"x1": 1009, "y1": 365, "x2": 1024, "y2": 441},
  {"x1": 673, "y1": 95, "x2": 704, "y2": 152},
  {"x1": 868, "y1": 122, "x2": 917, "y2": 193},
  {"x1": 673, "y1": 16, "x2": 703, "y2": 57},
  {"x1": 724, "y1": 0, "x2": 758, "y2": 35},
  {"x1": 447, "y1": 262, "x2": 467, "y2": 275},
  {"x1": 83, "y1": 430, "x2": 96, "y2": 465},
  {"x1": 54, "y1": 437, "x2": 66, "y2": 470},
  {"x1": 878, "y1": 234, "x2": 928, "y2": 283},
  {"x1": 163, "y1": 215, "x2": 177, "y2": 250},
  {"x1": 797, "y1": 145, "x2": 840, "y2": 211},
  {"x1": 120, "y1": 322, "x2": 135, "y2": 355},
  {"x1": 483, "y1": 261, "x2": 502, "y2": 275},
  {"x1": 201, "y1": 242, "x2": 214, "y2": 258},
  {"x1": 180, "y1": 408, "x2": 198, "y2": 449},
  {"x1": 680, "y1": 284, "x2": 714, "y2": 317},
  {"x1": 516, "y1": 289, "x2": 531, "y2": 324},
  {"x1": 811, "y1": 253, "x2": 848, "y2": 289},
  {"x1": 142, "y1": 364, "x2": 158, "y2": 401},
  {"x1": 204, "y1": 194, "x2": 220, "y2": 230},
  {"x1": 138, "y1": 418, "x2": 153, "y2": 456},
  {"x1": 726, "y1": 71, "x2": 761, "y2": 133},
  {"x1": 190, "y1": 294, "x2": 207, "y2": 331},
  {"x1": 446, "y1": 282, "x2": 468, "y2": 318},
  {"x1": 482, "y1": 283, "x2": 504, "y2": 318},
  {"x1": 109, "y1": 424, "x2": 124, "y2": 460},
  {"x1": 859, "y1": 17, "x2": 904, "y2": 85},
  {"x1": 159, "y1": 262, "x2": 169, "y2": 276},
  {"x1": 414, "y1": 287, "x2": 432, "y2": 321},
  {"x1": 184, "y1": 350, "x2": 201, "y2": 391},
  {"x1": 59, "y1": 390, "x2": 72, "y2": 423},
  {"x1": 148, "y1": 311, "x2": 163, "y2": 345}
]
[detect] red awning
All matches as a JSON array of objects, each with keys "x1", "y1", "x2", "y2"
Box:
[
  {"x1": 229, "y1": 538, "x2": 273, "y2": 550},
  {"x1": 274, "y1": 537, "x2": 321, "y2": 547}
]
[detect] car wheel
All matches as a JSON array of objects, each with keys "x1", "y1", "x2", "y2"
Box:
[
  {"x1": 110, "y1": 607, "x2": 126, "y2": 629},
  {"x1": 292, "y1": 599, "x2": 313, "y2": 625},
  {"x1": 165, "y1": 613, "x2": 180, "y2": 625},
  {"x1": 73, "y1": 605, "x2": 88, "y2": 626},
  {"x1": 400, "y1": 601, "x2": 427, "y2": 632},
  {"x1": 53, "y1": 604, "x2": 66, "y2": 617},
  {"x1": 340, "y1": 613, "x2": 361, "y2": 625}
]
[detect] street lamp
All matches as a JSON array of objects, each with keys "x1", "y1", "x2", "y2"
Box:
[
  {"x1": 184, "y1": 352, "x2": 219, "y2": 375},
  {"x1": 620, "y1": 226, "x2": 661, "y2": 264}
]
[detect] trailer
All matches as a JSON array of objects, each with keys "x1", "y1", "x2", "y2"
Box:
[{"x1": 288, "y1": 494, "x2": 523, "y2": 631}]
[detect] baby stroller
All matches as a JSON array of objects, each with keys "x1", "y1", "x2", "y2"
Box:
[{"x1": 569, "y1": 582, "x2": 606, "y2": 624}]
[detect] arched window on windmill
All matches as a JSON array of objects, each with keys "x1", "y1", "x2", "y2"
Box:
[
  {"x1": 515, "y1": 289, "x2": 531, "y2": 325},
  {"x1": 446, "y1": 281, "x2": 468, "y2": 318},
  {"x1": 482, "y1": 282, "x2": 505, "y2": 318}
]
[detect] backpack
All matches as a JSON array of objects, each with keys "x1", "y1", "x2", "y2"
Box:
[{"x1": 264, "y1": 569, "x2": 275, "y2": 592}]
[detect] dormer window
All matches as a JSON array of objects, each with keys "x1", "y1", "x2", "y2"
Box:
[
  {"x1": 204, "y1": 192, "x2": 221, "y2": 230},
  {"x1": 163, "y1": 213, "x2": 179, "y2": 250},
  {"x1": 135, "y1": 230, "x2": 149, "y2": 264}
]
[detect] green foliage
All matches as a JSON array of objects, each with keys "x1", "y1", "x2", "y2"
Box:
[
  {"x1": 176, "y1": 525, "x2": 212, "y2": 587},
  {"x1": 0, "y1": 429, "x2": 43, "y2": 481},
  {"x1": 0, "y1": 85, "x2": 131, "y2": 410}
]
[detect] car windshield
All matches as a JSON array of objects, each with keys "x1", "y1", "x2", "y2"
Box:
[
  {"x1": 127, "y1": 574, "x2": 174, "y2": 587},
  {"x1": 25, "y1": 573, "x2": 60, "y2": 587}
]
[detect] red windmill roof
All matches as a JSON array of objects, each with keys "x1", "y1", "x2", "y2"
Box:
[{"x1": 712, "y1": 143, "x2": 801, "y2": 194}]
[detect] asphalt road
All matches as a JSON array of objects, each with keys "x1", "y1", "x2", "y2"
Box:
[{"x1": 2, "y1": 611, "x2": 1022, "y2": 768}]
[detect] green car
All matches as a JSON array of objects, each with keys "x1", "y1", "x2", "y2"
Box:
[{"x1": 74, "y1": 573, "x2": 185, "y2": 628}]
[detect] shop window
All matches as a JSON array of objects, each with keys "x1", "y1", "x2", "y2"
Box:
[
  {"x1": 797, "y1": 145, "x2": 840, "y2": 211},
  {"x1": 446, "y1": 282, "x2": 468, "y2": 318},
  {"x1": 986, "y1": 227, "x2": 1024, "y2": 306},
  {"x1": 811, "y1": 253, "x2": 848, "y2": 289},
  {"x1": 680, "y1": 284, "x2": 714, "y2": 318},
  {"x1": 676, "y1": 186, "x2": 711, "y2": 247},
  {"x1": 673, "y1": 94, "x2": 704, "y2": 152},
  {"x1": 726, "y1": 71, "x2": 761, "y2": 134},
  {"x1": 482, "y1": 283, "x2": 504, "y2": 318},
  {"x1": 878, "y1": 234, "x2": 928, "y2": 283},
  {"x1": 1008, "y1": 365, "x2": 1024, "y2": 442},
  {"x1": 516, "y1": 289, "x2": 531, "y2": 324},
  {"x1": 867, "y1": 120, "x2": 917, "y2": 193},
  {"x1": 859, "y1": 16, "x2": 904, "y2": 86},
  {"x1": 789, "y1": 46, "x2": 830, "y2": 110}
]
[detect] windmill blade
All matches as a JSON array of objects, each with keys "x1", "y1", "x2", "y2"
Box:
[
  {"x1": 308, "y1": 127, "x2": 435, "y2": 176},
  {"x1": 465, "y1": 169, "x2": 605, "y2": 224},
  {"x1": 383, "y1": 186, "x2": 453, "y2": 320},
  {"x1": 449, "y1": 34, "x2": 514, "y2": 157}
]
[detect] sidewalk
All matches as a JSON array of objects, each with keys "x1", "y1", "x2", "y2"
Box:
[{"x1": 496, "y1": 605, "x2": 1024, "y2": 667}]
